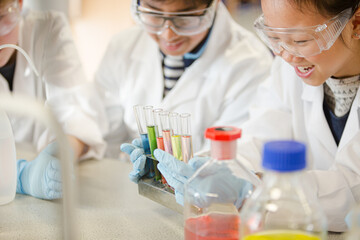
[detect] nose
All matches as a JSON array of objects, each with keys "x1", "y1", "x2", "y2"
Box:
[
  {"x1": 275, "y1": 48, "x2": 303, "y2": 64},
  {"x1": 160, "y1": 21, "x2": 178, "y2": 41}
]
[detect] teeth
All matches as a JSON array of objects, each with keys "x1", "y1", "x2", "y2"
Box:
[{"x1": 298, "y1": 66, "x2": 314, "y2": 73}]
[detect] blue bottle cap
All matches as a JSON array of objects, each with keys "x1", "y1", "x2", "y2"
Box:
[{"x1": 262, "y1": 140, "x2": 306, "y2": 172}]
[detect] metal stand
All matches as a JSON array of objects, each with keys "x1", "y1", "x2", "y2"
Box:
[{"x1": 138, "y1": 178, "x2": 183, "y2": 214}]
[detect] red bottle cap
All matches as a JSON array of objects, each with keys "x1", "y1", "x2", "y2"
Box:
[{"x1": 205, "y1": 126, "x2": 241, "y2": 141}]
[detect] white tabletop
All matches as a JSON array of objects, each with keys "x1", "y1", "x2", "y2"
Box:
[
  {"x1": 0, "y1": 159, "x2": 183, "y2": 239},
  {"x1": 0, "y1": 158, "x2": 346, "y2": 239}
]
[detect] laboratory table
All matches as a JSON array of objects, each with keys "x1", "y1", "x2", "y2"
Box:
[{"x1": 0, "y1": 158, "x2": 346, "y2": 239}]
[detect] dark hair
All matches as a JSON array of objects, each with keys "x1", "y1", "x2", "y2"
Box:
[{"x1": 289, "y1": 0, "x2": 360, "y2": 17}]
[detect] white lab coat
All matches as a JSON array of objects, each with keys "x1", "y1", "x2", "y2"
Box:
[
  {"x1": 96, "y1": 3, "x2": 273, "y2": 158},
  {"x1": 238, "y1": 56, "x2": 360, "y2": 232},
  {"x1": 0, "y1": 10, "x2": 107, "y2": 159}
]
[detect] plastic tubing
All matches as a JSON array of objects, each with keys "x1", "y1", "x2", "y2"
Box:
[{"x1": 0, "y1": 44, "x2": 77, "y2": 239}]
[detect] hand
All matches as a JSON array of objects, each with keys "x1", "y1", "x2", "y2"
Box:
[
  {"x1": 155, "y1": 149, "x2": 208, "y2": 205},
  {"x1": 155, "y1": 149, "x2": 254, "y2": 208},
  {"x1": 16, "y1": 142, "x2": 62, "y2": 200},
  {"x1": 121, "y1": 138, "x2": 149, "y2": 183},
  {"x1": 184, "y1": 160, "x2": 254, "y2": 209}
]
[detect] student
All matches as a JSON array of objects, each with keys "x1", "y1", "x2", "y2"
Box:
[
  {"x1": 155, "y1": 0, "x2": 360, "y2": 232},
  {"x1": 0, "y1": 0, "x2": 106, "y2": 199},
  {"x1": 97, "y1": 0, "x2": 273, "y2": 159}
]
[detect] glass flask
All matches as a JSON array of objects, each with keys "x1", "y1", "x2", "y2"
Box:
[{"x1": 184, "y1": 126, "x2": 260, "y2": 240}]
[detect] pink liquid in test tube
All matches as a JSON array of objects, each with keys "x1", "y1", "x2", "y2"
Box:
[{"x1": 162, "y1": 129, "x2": 173, "y2": 155}]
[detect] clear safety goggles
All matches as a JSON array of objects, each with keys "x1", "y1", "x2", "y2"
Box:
[
  {"x1": 131, "y1": 0, "x2": 217, "y2": 36},
  {"x1": 254, "y1": 8, "x2": 353, "y2": 57},
  {"x1": 0, "y1": 1, "x2": 21, "y2": 36}
]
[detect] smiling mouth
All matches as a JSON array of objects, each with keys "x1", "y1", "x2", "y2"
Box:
[{"x1": 297, "y1": 65, "x2": 315, "y2": 73}]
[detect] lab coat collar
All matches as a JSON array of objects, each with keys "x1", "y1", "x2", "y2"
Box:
[
  {"x1": 301, "y1": 81, "x2": 360, "y2": 153},
  {"x1": 302, "y1": 82, "x2": 338, "y2": 156},
  {"x1": 338, "y1": 87, "x2": 360, "y2": 151}
]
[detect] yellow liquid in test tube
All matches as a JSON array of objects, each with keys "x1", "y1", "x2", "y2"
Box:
[
  {"x1": 243, "y1": 230, "x2": 322, "y2": 240},
  {"x1": 171, "y1": 135, "x2": 182, "y2": 161}
]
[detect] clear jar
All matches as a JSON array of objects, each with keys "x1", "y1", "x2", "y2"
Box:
[
  {"x1": 240, "y1": 140, "x2": 327, "y2": 240},
  {"x1": 184, "y1": 127, "x2": 260, "y2": 240}
]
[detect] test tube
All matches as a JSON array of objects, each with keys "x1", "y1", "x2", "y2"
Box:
[
  {"x1": 169, "y1": 112, "x2": 182, "y2": 161},
  {"x1": 154, "y1": 109, "x2": 168, "y2": 185},
  {"x1": 180, "y1": 113, "x2": 193, "y2": 163},
  {"x1": 133, "y1": 105, "x2": 154, "y2": 178},
  {"x1": 159, "y1": 111, "x2": 173, "y2": 155},
  {"x1": 133, "y1": 105, "x2": 150, "y2": 155},
  {"x1": 153, "y1": 109, "x2": 164, "y2": 151},
  {"x1": 144, "y1": 106, "x2": 161, "y2": 181}
]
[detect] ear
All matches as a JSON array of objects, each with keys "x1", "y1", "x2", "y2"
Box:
[{"x1": 352, "y1": 7, "x2": 360, "y2": 39}]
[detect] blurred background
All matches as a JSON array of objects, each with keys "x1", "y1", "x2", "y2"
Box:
[{"x1": 23, "y1": 0, "x2": 261, "y2": 80}]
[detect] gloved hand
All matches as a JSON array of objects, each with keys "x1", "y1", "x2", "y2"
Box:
[
  {"x1": 121, "y1": 138, "x2": 149, "y2": 183},
  {"x1": 16, "y1": 142, "x2": 62, "y2": 200},
  {"x1": 155, "y1": 149, "x2": 209, "y2": 205},
  {"x1": 155, "y1": 149, "x2": 254, "y2": 208}
]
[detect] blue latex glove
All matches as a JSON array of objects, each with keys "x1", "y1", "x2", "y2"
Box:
[
  {"x1": 155, "y1": 149, "x2": 253, "y2": 208},
  {"x1": 155, "y1": 149, "x2": 209, "y2": 205},
  {"x1": 120, "y1": 138, "x2": 149, "y2": 183},
  {"x1": 17, "y1": 142, "x2": 62, "y2": 200}
]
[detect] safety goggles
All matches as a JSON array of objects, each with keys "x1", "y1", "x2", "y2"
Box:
[
  {"x1": 254, "y1": 8, "x2": 353, "y2": 57},
  {"x1": 0, "y1": 1, "x2": 20, "y2": 37},
  {"x1": 131, "y1": 0, "x2": 217, "y2": 36}
]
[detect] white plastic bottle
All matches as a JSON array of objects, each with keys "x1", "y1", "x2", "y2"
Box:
[
  {"x1": 240, "y1": 140, "x2": 327, "y2": 240},
  {"x1": 0, "y1": 110, "x2": 17, "y2": 205}
]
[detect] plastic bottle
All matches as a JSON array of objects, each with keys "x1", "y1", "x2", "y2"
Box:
[
  {"x1": 0, "y1": 111, "x2": 17, "y2": 205},
  {"x1": 184, "y1": 126, "x2": 261, "y2": 240},
  {"x1": 240, "y1": 140, "x2": 327, "y2": 240}
]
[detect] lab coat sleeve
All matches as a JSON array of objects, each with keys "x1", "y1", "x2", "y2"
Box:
[
  {"x1": 196, "y1": 29, "x2": 274, "y2": 153},
  {"x1": 236, "y1": 57, "x2": 294, "y2": 171},
  {"x1": 211, "y1": 40, "x2": 273, "y2": 128},
  {"x1": 304, "y1": 136, "x2": 360, "y2": 232},
  {"x1": 38, "y1": 12, "x2": 107, "y2": 160},
  {"x1": 94, "y1": 32, "x2": 135, "y2": 158}
]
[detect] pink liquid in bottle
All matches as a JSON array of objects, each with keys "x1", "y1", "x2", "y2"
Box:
[{"x1": 185, "y1": 213, "x2": 240, "y2": 240}]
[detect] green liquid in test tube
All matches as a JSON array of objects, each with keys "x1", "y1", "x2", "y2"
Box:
[
  {"x1": 169, "y1": 112, "x2": 182, "y2": 161},
  {"x1": 180, "y1": 113, "x2": 193, "y2": 163},
  {"x1": 144, "y1": 106, "x2": 162, "y2": 181}
]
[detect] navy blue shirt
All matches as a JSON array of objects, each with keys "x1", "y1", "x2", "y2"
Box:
[
  {"x1": 0, "y1": 60, "x2": 16, "y2": 92},
  {"x1": 323, "y1": 100, "x2": 350, "y2": 145}
]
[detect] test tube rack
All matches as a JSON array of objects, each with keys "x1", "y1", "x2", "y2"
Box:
[{"x1": 138, "y1": 157, "x2": 183, "y2": 214}]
